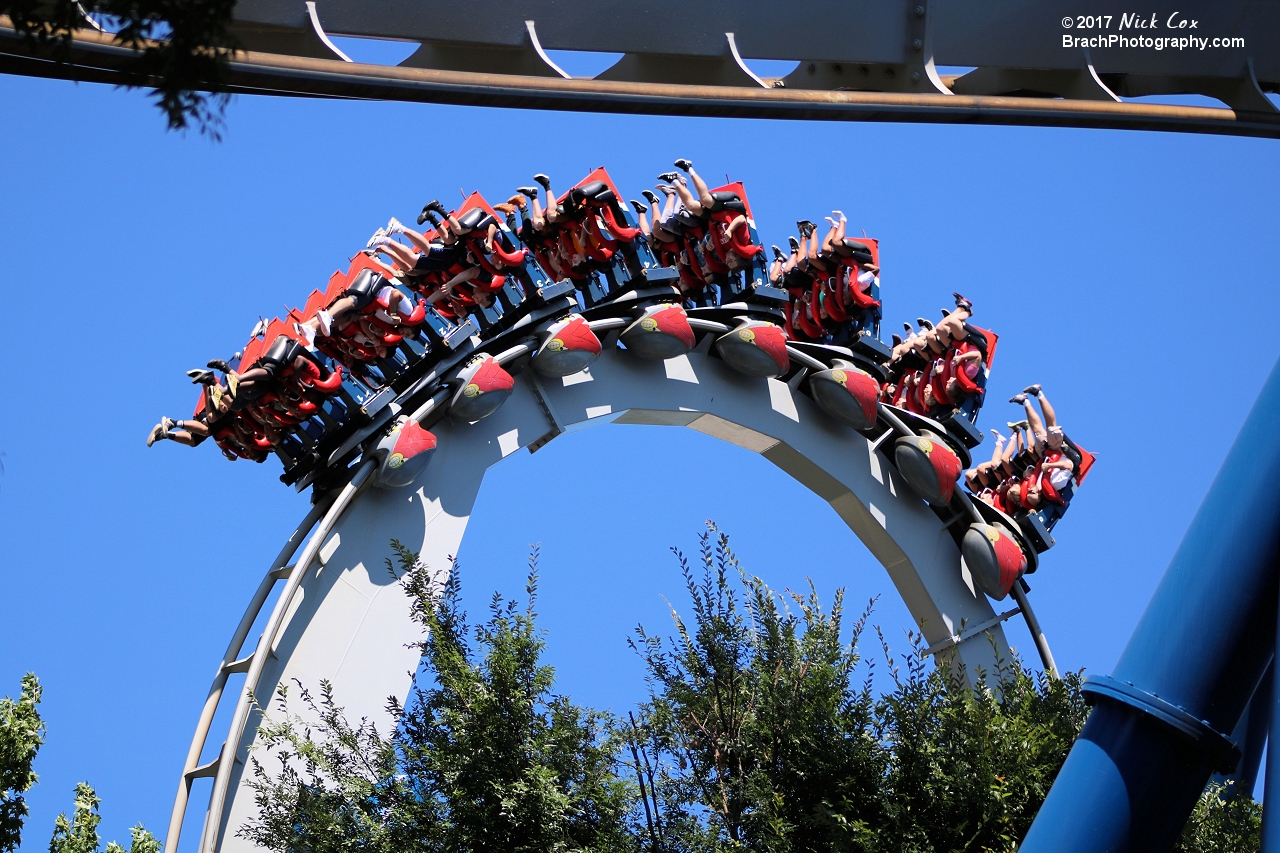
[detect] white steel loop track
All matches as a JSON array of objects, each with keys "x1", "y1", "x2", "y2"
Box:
[
  {"x1": 174, "y1": 460, "x2": 377, "y2": 853},
  {"x1": 164, "y1": 496, "x2": 334, "y2": 851},
  {"x1": 167, "y1": 339, "x2": 1045, "y2": 853}
]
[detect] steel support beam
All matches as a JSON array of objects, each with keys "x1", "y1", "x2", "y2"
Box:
[{"x1": 4, "y1": 13, "x2": 1280, "y2": 139}]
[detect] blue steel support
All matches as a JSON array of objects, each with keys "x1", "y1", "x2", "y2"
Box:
[
  {"x1": 1218, "y1": 658, "x2": 1272, "y2": 797},
  {"x1": 1021, "y1": 357, "x2": 1280, "y2": 853}
]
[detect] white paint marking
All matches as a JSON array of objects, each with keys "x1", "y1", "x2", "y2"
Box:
[
  {"x1": 497, "y1": 428, "x2": 520, "y2": 458},
  {"x1": 888, "y1": 471, "x2": 897, "y2": 496},
  {"x1": 562, "y1": 367, "x2": 594, "y2": 386},
  {"x1": 586, "y1": 404, "x2": 613, "y2": 419},
  {"x1": 869, "y1": 503, "x2": 886, "y2": 528},
  {"x1": 959, "y1": 557, "x2": 977, "y2": 598},
  {"x1": 767, "y1": 378, "x2": 799, "y2": 422},
  {"x1": 867, "y1": 440, "x2": 883, "y2": 484},
  {"x1": 664, "y1": 355, "x2": 699, "y2": 384},
  {"x1": 319, "y1": 532, "x2": 342, "y2": 566}
]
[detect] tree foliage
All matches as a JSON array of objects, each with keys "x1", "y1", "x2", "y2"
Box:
[
  {"x1": 239, "y1": 530, "x2": 1264, "y2": 853},
  {"x1": 1174, "y1": 784, "x2": 1262, "y2": 853},
  {"x1": 626, "y1": 524, "x2": 1088, "y2": 853},
  {"x1": 241, "y1": 542, "x2": 634, "y2": 853},
  {"x1": 48, "y1": 782, "x2": 160, "y2": 853},
  {"x1": 1, "y1": 673, "x2": 44, "y2": 853},
  {"x1": 3, "y1": 0, "x2": 235, "y2": 135}
]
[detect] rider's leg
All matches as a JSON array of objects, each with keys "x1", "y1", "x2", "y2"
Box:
[
  {"x1": 682, "y1": 163, "x2": 716, "y2": 209},
  {"x1": 669, "y1": 176, "x2": 705, "y2": 217}
]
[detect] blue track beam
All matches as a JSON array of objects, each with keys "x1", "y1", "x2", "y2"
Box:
[{"x1": 1022, "y1": 357, "x2": 1280, "y2": 852}]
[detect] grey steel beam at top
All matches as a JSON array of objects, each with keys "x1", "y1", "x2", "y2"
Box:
[
  {"x1": 3, "y1": 16, "x2": 1280, "y2": 139},
  {"x1": 236, "y1": 0, "x2": 1277, "y2": 76}
]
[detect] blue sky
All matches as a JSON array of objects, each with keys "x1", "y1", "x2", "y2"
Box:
[{"x1": 2, "y1": 59, "x2": 1279, "y2": 849}]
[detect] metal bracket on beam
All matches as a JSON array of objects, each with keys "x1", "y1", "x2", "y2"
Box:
[
  {"x1": 1082, "y1": 676, "x2": 1241, "y2": 773},
  {"x1": 596, "y1": 33, "x2": 767, "y2": 88},
  {"x1": 184, "y1": 755, "x2": 220, "y2": 781},
  {"x1": 786, "y1": 367, "x2": 809, "y2": 393},
  {"x1": 921, "y1": 607, "x2": 1021, "y2": 657},
  {"x1": 951, "y1": 63, "x2": 1120, "y2": 102},
  {"x1": 220, "y1": 655, "x2": 253, "y2": 675},
  {"x1": 726, "y1": 33, "x2": 767, "y2": 88},
  {"x1": 524, "y1": 371, "x2": 564, "y2": 453},
  {"x1": 523, "y1": 21, "x2": 569, "y2": 79},
  {"x1": 399, "y1": 19, "x2": 568, "y2": 77},
  {"x1": 305, "y1": 2, "x2": 351, "y2": 62}
]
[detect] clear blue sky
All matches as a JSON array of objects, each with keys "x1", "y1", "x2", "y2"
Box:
[{"x1": 2, "y1": 57, "x2": 1279, "y2": 849}]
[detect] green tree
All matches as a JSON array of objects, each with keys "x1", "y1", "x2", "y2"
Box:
[
  {"x1": 1174, "y1": 783, "x2": 1262, "y2": 853},
  {"x1": 241, "y1": 542, "x2": 634, "y2": 853},
  {"x1": 872, "y1": 639, "x2": 1085, "y2": 852},
  {"x1": 629, "y1": 525, "x2": 883, "y2": 852},
  {"x1": 1, "y1": 673, "x2": 45, "y2": 853},
  {"x1": 48, "y1": 782, "x2": 160, "y2": 853},
  {"x1": 3, "y1": 0, "x2": 235, "y2": 134}
]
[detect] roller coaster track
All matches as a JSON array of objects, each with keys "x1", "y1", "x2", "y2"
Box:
[
  {"x1": 4, "y1": 0, "x2": 1280, "y2": 139},
  {"x1": 162, "y1": 316, "x2": 1057, "y2": 853}
]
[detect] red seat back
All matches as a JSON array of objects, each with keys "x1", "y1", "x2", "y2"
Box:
[
  {"x1": 710, "y1": 181, "x2": 755, "y2": 222},
  {"x1": 240, "y1": 334, "x2": 266, "y2": 371},
  {"x1": 559, "y1": 167, "x2": 624, "y2": 207}
]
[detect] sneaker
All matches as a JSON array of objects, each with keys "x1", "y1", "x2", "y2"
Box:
[
  {"x1": 146, "y1": 423, "x2": 166, "y2": 447},
  {"x1": 366, "y1": 228, "x2": 387, "y2": 250},
  {"x1": 657, "y1": 171, "x2": 680, "y2": 183},
  {"x1": 641, "y1": 190, "x2": 660, "y2": 206},
  {"x1": 516, "y1": 186, "x2": 539, "y2": 199},
  {"x1": 629, "y1": 199, "x2": 648, "y2": 214},
  {"x1": 317, "y1": 309, "x2": 333, "y2": 336},
  {"x1": 673, "y1": 158, "x2": 692, "y2": 171},
  {"x1": 1009, "y1": 394, "x2": 1027, "y2": 405},
  {"x1": 532, "y1": 174, "x2": 552, "y2": 191},
  {"x1": 207, "y1": 359, "x2": 231, "y2": 373},
  {"x1": 386, "y1": 216, "x2": 405, "y2": 235},
  {"x1": 1024, "y1": 383, "x2": 1042, "y2": 396},
  {"x1": 788, "y1": 236, "x2": 799, "y2": 253}
]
